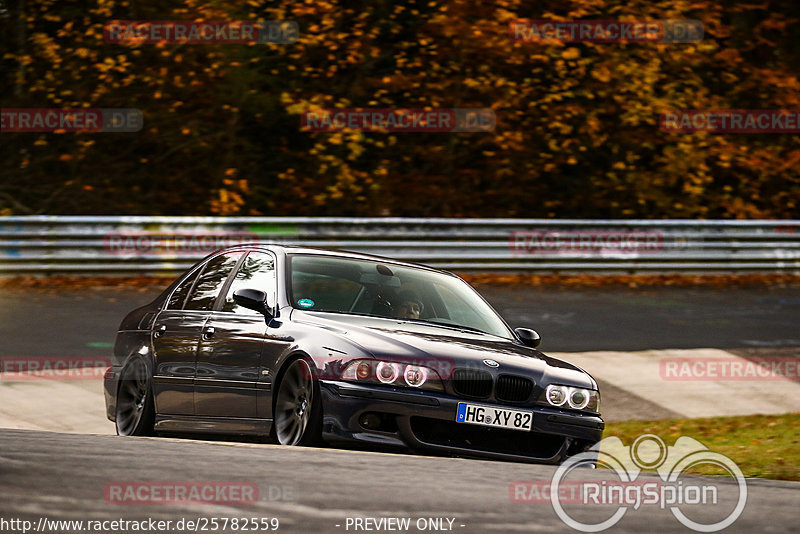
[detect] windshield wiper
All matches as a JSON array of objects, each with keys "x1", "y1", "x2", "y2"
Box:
[
  {"x1": 299, "y1": 310, "x2": 499, "y2": 337},
  {"x1": 402, "y1": 319, "x2": 491, "y2": 336}
]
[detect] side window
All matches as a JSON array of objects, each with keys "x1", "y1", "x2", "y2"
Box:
[
  {"x1": 184, "y1": 252, "x2": 242, "y2": 311},
  {"x1": 222, "y1": 251, "x2": 277, "y2": 314},
  {"x1": 166, "y1": 268, "x2": 201, "y2": 310}
]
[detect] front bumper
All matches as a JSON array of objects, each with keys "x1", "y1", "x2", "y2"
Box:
[{"x1": 319, "y1": 380, "x2": 604, "y2": 464}]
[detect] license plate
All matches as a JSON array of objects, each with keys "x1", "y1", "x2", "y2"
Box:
[{"x1": 456, "y1": 402, "x2": 533, "y2": 431}]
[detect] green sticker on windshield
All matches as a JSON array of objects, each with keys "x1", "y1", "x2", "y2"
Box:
[{"x1": 297, "y1": 298, "x2": 315, "y2": 308}]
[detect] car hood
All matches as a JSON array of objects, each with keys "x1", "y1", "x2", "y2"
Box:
[{"x1": 290, "y1": 310, "x2": 596, "y2": 389}]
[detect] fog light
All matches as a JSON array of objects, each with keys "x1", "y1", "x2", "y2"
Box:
[
  {"x1": 403, "y1": 365, "x2": 428, "y2": 387},
  {"x1": 376, "y1": 362, "x2": 400, "y2": 384},
  {"x1": 546, "y1": 385, "x2": 567, "y2": 406},
  {"x1": 359, "y1": 413, "x2": 382, "y2": 429},
  {"x1": 568, "y1": 387, "x2": 590, "y2": 410}
]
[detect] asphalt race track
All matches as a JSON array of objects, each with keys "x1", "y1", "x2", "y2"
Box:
[
  {"x1": 1, "y1": 429, "x2": 798, "y2": 534},
  {"x1": 1, "y1": 284, "x2": 799, "y2": 533}
]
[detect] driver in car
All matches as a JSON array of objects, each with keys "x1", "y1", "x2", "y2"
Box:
[{"x1": 391, "y1": 290, "x2": 424, "y2": 320}]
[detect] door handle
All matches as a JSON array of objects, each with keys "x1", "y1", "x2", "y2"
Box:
[
  {"x1": 202, "y1": 326, "x2": 215, "y2": 340},
  {"x1": 154, "y1": 324, "x2": 166, "y2": 338}
]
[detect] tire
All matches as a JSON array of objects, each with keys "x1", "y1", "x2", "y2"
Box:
[
  {"x1": 115, "y1": 358, "x2": 155, "y2": 436},
  {"x1": 272, "y1": 358, "x2": 322, "y2": 446}
]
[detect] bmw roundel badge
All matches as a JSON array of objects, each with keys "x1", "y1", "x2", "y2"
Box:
[{"x1": 483, "y1": 359, "x2": 499, "y2": 368}]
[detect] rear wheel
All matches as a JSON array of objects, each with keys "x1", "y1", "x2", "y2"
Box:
[
  {"x1": 273, "y1": 358, "x2": 322, "y2": 446},
  {"x1": 115, "y1": 358, "x2": 155, "y2": 436}
]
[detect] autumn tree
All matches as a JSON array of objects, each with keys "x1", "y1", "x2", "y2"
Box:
[{"x1": 1, "y1": 0, "x2": 798, "y2": 218}]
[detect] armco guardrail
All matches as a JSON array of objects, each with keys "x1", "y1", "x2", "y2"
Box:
[{"x1": 0, "y1": 216, "x2": 798, "y2": 275}]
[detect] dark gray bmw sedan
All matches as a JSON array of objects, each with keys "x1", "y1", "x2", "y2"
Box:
[{"x1": 104, "y1": 245, "x2": 603, "y2": 463}]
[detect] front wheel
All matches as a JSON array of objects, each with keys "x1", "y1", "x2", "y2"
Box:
[
  {"x1": 115, "y1": 358, "x2": 155, "y2": 436},
  {"x1": 272, "y1": 358, "x2": 322, "y2": 446}
]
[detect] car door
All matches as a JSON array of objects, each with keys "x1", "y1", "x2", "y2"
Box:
[
  {"x1": 151, "y1": 252, "x2": 242, "y2": 415},
  {"x1": 194, "y1": 251, "x2": 277, "y2": 418},
  {"x1": 151, "y1": 265, "x2": 204, "y2": 416}
]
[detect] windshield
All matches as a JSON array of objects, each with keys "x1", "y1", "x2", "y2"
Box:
[{"x1": 288, "y1": 254, "x2": 513, "y2": 339}]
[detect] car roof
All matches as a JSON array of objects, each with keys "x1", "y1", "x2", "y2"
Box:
[{"x1": 230, "y1": 244, "x2": 455, "y2": 276}]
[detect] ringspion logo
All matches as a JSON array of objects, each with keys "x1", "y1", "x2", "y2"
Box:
[
  {"x1": 300, "y1": 108, "x2": 495, "y2": 132},
  {"x1": 548, "y1": 435, "x2": 747, "y2": 532},
  {"x1": 511, "y1": 480, "x2": 664, "y2": 504}
]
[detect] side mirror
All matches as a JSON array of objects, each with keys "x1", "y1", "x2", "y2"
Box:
[
  {"x1": 233, "y1": 288, "x2": 272, "y2": 317},
  {"x1": 515, "y1": 327, "x2": 541, "y2": 348}
]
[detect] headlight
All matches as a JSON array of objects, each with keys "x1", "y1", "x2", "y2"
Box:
[
  {"x1": 546, "y1": 385, "x2": 567, "y2": 406},
  {"x1": 341, "y1": 359, "x2": 443, "y2": 391},
  {"x1": 568, "y1": 388, "x2": 589, "y2": 409},
  {"x1": 589, "y1": 389, "x2": 600, "y2": 413},
  {"x1": 403, "y1": 365, "x2": 429, "y2": 387},
  {"x1": 545, "y1": 384, "x2": 600, "y2": 413},
  {"x1": 376, "y1": 362, "x2": 400, "y2": 384}
]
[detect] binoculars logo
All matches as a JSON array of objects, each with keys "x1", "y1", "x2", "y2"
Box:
[{"x1": 550, "y1": 434, "x2": 747, "y2": 532}]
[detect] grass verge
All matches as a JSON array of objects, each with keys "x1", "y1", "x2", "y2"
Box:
[{"x1": 603, "y1": 413, "x2": 800, "y2": 481}]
